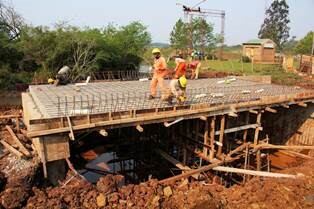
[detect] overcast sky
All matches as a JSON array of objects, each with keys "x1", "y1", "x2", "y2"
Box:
[{"x1": 10, "y1": 0, "x2": 314, "y2": 45}]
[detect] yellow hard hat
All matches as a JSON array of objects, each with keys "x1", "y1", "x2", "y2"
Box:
[
  {"x1": 152, "y1": 48, "x2": 161, "y2": 54},
  {"x1": 179, "y1": 76, "x2": 187, "y2": 88},
  {"x1": 48, "y1": 78, "x2": 55, "y2": 84}
]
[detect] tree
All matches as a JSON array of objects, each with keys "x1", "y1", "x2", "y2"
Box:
[
  {"x1": 0, "y1": 0, "x2": 24, "y2": 40},
  {"x1": 170, "y1": 19, "x2": 189, "y2": 50},
  {"x1": 294, "y1": 31, "x2": 314, "y2": 55},
  {"x1": 191, "y1": 17, "x2": 216, "y2": 53},
  {"x1": 258, "y1": 0, "x2": 290, "y2": 50},
  {"x1": 170, "y1": 18, "x2": 216, "y2": 53}
]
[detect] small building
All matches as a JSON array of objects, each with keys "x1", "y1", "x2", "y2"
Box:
[{"x1": 242, "y1": 39, "x2": 276, "y2": 63}]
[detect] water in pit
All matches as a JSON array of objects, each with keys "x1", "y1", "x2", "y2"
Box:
[{"x1": 71, "y1": 132, "x2": 178, "y2": 184}]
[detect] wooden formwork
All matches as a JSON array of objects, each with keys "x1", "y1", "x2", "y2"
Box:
[{"x1": 21, "y1": 78, "x2": 314, "y2": 178}]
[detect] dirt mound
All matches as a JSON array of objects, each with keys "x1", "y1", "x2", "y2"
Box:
[
  {"x1": 96, "y1": 174, "x2": 124, "y2": 194},
  {"x1": 0, "y1": 167, "x2": 36, "y2": 209},
  {"x1": 25, "y1": 177, "x2": 99, "y2": 209},
  {"x1": 199, "y1": 71, "x2": 241, "y2": 78},
  {"x1": 23, "y1": 175, "x2": 222, "y2": 209},
  {"x1": 221, "y1": 160, "x2": 314, "y2": 209}
]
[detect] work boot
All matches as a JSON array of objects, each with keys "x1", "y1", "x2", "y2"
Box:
[{"x1": 148, "y1": 95, "x2": 155, "y2": 100}]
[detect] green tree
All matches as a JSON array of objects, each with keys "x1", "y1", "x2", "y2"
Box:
[
  {"x1": 191, "y1": 17, "x2": 216, "y2": 53},
  {"x1": 170, "y1": 18, "x2": 216, "y2": 53},
  {"x1": 170, "y1": 19, "x2": 189, "y2": 50},
  {"x1": 294, "y1": 31, "x2": 314, "y2": 55},
  {"x1": 258, "y1": 0, "x2": 290, "y2": 50}
]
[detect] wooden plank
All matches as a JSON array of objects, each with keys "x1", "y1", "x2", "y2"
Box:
[
  {"x1": 278, "y1": 150, "x2": 314, "y2": 159},
  {"x1": 0, "y1": 115, "x2": 22, "y2": 119},
  {"x1": 217, "y1": 115, "x2": 225, "y2": 156},
  {"x1": 243, "y1": 112, "x2": 250, "y2": 143},
  {"x1": 159, "y1": 155, "x2": 240, "y2": 184},
  {"x1": 155, "y1": 149, "x2": 199, "y2": 179},
  {"x1": 42, "y1": 136, "x2": 70, "y2": 162},
  {"x1": 5, "y1": 125, "x2": 30, "y2": 157},
  {"x1": 214, "y1": 123, "x2": 258, "y2": 136},
  {"x1": 27, "y1": 95, "x2": 314, "y2": 138},
  {"x1": 265, "y1": 107, "x2": 277, "y2": 113},
  {"x1": 203, "y1": 118, "x2": 209, "y2": 157},
  {"x1": 212, "y1": 166, "x2": 299, "y2": 179},
  {"x1": 253, "y1": 144, "x2": 314, "y2": 150},
  {"x1": 0, "y1": 140, "x2": 23, "y2": 158},
  {"x1": 66, "y1": 116, "x2": 75, "y2": 141},
  {"x1": 159, "y1": 161, "x2": 223, "y2": 184},
  {"x1": 253, "y1": 112, "x2": 262, "y2": 145}
]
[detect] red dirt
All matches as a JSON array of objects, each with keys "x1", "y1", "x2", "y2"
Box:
[{"x1": 221, "y1": 159, "x2": 314, "y2": 209}]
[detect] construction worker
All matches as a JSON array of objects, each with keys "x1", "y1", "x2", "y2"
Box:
[
  {"x1": 189, "y1": 59, "x2": 201, "y2": 80},
  {"x1": 149, "y1": 48, "x2": 167, "y2": 99},
  {"x1": 54, "y1": 66, "x2": 70, "y2": 86},
  {"x1": 165, "y1": 75, "x2": 187, "y2": 105},
  {"x1": 174, "y1": 53, "x2": 187, "y2": 79},
  {"x1": 48, "y1": 78, "x2": 55, "y2": 84}
]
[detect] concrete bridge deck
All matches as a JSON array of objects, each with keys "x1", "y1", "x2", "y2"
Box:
[{"x1": 22, "y1": 77, "x2": 314, "y2": 138}]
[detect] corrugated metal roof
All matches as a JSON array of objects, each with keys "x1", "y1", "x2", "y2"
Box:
[{"x1": 243, "y1": 39, "x2": 274, "y2": 45}]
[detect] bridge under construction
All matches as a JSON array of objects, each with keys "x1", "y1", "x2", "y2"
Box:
[{"x1": 21, "y1": 76, "x2": 314, "y2": 182}]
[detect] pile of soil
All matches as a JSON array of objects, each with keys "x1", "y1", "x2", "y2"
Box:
[
  {"x1": 24, "y1": 174, "x2": 222, "y2": 209},
  {"x1": 199, "y1": 71, "x2": 241, "y2": 78},
  {"x1": 0, "y1": 167, "x2": 37, "y2": 209},
  {"x1": 221, "y1": 159, "x2": 314, "y2": 209}
]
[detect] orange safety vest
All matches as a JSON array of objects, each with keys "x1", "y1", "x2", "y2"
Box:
[
  {"x1": 175, "y1": 62, "x2": 187, "y2": 78},
  {"x1": 153, "y1": 57, "x2": 167, "y2": 77}
]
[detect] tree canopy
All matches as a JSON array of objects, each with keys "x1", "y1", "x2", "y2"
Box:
[
  {"x1": 258, "y1": 0, "x2": 290, "y2": 50},
  {"x1": 294, "y1": 31, "x2": 314, "y2": 55},
  {"x1": 170, "y1": 18, "x2": 216, "y2": 53},
  {"x1": 0, "y1": 3, "x2": 151, "y2": 89}
]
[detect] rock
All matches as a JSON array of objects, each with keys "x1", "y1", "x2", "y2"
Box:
[
  {"x1": 163, "y1": 186, "x2": 173, "y2": 198},
  {"x1": 304, "y1": 194, "x2": 314, "y2": 205},
  {"x1": 152, "y1": 195, "x2": 160, "y2": 206},
  {"x1": 96, "y1": 193, "x2": 107, "y2": 207},
  {"x1": 178, "y1": 179, "x2": 189, "y2": 188},
  {"x1": 108, "y1": 192, "x2": 119, "y2": 203},
  {"x1": 249, "y1": 203, "x2": 260, "y2": 209}
]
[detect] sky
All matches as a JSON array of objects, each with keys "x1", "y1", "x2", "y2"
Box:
[{"x1": 9, "y1": 0, "x2": 314, "y2": 45}]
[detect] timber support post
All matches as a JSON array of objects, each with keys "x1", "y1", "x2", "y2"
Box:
[
  {"x1": 209, "y1": 117, "x2": 216, "y2": 160},
  {"x1": 217, "y1": 115, "x2": 226, "y2": 156}
]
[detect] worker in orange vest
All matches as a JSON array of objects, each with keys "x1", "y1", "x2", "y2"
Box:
[
  {"x1": 189, "y1": 59, "x2": 201, "y2": 80},
  {"x1": 174, "y1": 53, "x2": 187, "y2": 79},
  {"x1": 149, "y1": 48, "x2": 168, "y2": 99}
]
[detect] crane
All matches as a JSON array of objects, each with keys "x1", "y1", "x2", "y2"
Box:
[{"x1": 176, "y1": 1, "x2": 226, "y2": 60}]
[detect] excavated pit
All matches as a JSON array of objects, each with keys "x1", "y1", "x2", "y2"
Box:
[{"x1": 66, "y1": 103, "x2": 313, "y2": 187}]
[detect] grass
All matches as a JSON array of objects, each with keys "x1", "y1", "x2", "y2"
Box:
[{"x1": 202, "y1": 60, "x2": 307, "y2": 86}]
